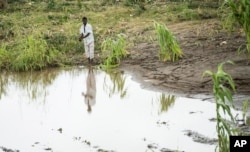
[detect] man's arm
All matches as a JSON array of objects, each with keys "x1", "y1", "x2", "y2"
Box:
[
  {"x1": 83, "y1": 33, "x2": 90, "y2": 38},
  {"x1": 79, "y1": 33, "x2": 90, "y2": 41}
]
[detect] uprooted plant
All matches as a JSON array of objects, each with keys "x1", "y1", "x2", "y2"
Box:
[
  {"x1": 154, "y1": 21, "x2": 183, "y2": 62},
  {"x1": 100, "y1": 34, "x2": 129, "y2": 70}
]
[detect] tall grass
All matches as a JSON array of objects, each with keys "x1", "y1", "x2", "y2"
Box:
[
  {"x1": 101, "y1": 34, "x2": 129, "y2": 70},
  {"x1": 222, "y1": 0, "x2": 250, "y2": 53},
  {"x1": 203, "y1": 61, "x2": 239, "y2": 152},
  {"x1": 154, "y1": 21, "x2": 183, "y2": 62},
  {"x1": 12, "y1": 35, "x2": 61, "y2": 71},
  {"x1": 0, "y1": 45, "x2": 12, "y2": 70}
]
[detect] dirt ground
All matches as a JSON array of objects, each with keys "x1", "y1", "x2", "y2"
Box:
[{"x1": 118, "y1": 19, "x2": 250, "y2": 108}]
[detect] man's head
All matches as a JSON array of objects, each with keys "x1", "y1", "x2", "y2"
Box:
[{"x1": 82, "y1": 17, "x2": 87, "y2": 25}]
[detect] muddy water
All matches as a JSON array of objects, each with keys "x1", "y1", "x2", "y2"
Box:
[{"x1": 0, "y1": 67, "x2": 241, "y2": 152}]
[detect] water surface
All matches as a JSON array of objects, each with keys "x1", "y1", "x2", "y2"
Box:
[{"x1": 0, "y1": 67, "x2": 240, "y2": 152}]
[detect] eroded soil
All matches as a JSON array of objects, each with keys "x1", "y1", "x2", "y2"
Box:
[{"x1": 119, "y1": 19, "x2": 250, "y2": 106}]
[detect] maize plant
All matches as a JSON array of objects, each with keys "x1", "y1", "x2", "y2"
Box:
[
  {"x1": 154, "y1": 21, "x2": 183, "y2": 62},
  {"x1": 226, "y1": 0, "x2": 250, "y2": 53}
]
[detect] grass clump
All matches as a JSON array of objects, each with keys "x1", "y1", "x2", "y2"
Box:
[
  {"x1": 154, "y1": 21, "x2": 183, "y2": 62},
  {"x1": 101, "y1": 34, "x2": 129, "y2": 70},
  {"x1": 0, "y1": 45, "x2": 12, "y2": 70},
  {"x1": 12, "y1": 35, "x2": 61, "y2": 71},
  {"x1": 221, "y1": 0, "x2": 250, "y2": 54}
]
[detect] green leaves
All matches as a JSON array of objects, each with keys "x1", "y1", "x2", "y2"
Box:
[
  {"x1": 154, "y1": 21, "x2": 183, "y2": 62},
  {"x1": 203, "y1": 61, "x2": 238, "y2": 152},
  {"x1": 11, "y1": 35, "x2": 61, "y2": 71},
  {"x1": 101, "y1": 34, "x2": 129, "y2": 70},
  {"x1": 226, "y1": 0, "x2": 250, "y2": 53}
]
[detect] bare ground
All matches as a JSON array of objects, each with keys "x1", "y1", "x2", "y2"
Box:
[{"x1": 118, "y1": 19, "x2": 250, "y2": 107}]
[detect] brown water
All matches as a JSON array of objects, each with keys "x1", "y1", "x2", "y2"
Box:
[{"x1": 0, "y1": 67, "x2": 241, "y2": 152}]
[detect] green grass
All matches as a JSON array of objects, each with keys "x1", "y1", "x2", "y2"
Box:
[
  {"x1": 100, "y1": 34, "x2": 129, "y2": 70},
  {"x1": 154, "y1": 21, "x2": 183, "y2": 62},
  {"x1": 220, "y1": 0, "x2": 250, "y2": 54},
  {"x1": 0, "y1": 45, "x2": 12, "y2": 70},
  {"x1": 11, "y1": 35, "x2": 61, "y2": 71},
  {"x1": 0, "y1": 0, "x2": 238, "y2": 71}
]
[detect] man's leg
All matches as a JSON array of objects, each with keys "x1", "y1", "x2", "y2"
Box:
[{"x1": 84, "y1": 43, "x2": 90, "y2": 63}]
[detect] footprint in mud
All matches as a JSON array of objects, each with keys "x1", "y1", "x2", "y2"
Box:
[
  {"x1": 31, "y1": 142, "x2": 53, "y2": 151},
  {"x1": 73, "y1": 136, "x2": 91, "y2": 146},
  {"x1": 0, "y1": 146, "x2": 19, "y2": 152},
  {"x1": 44, "y1": 147, "x2": 52, "y2": 151},
  {"x1": 143, "y1": 139, "x2": 182, "y2": 152},
  {"x1": 51, "y1": 128, "x2": 63, "y2": 134},
  {"x1": 156, "y1": 121, "x2": 170, "y2": 128},
  {"x1": 147, "y1": 143, "x2": 158, "y2": 149},
  {"x1": 189, "y1": 111, "x2": 203, "y2": 114},
  {"x1": 160, "y1": 148, "x2": 184, "y2": 152},
  {"x1": 97, "y1": 149, "x2": 115, "y2": 152},
  {"x1": 184, "y1": 130, "x2": 218, "y2": 145},
  {"x1": 72, "y1": 136, "x2": 116, "y2": 152}
]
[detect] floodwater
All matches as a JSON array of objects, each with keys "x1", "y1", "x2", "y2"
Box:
[{"x1": 0, "y1": 67, "x2": 242, "y2": 152}]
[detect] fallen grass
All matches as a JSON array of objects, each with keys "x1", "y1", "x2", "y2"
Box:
[
  {"x1": 154, "y1": 21, "x2": 183, "y2": 62},
  {"x1": 101, "y1": 34, "x2": 129, "y2": 70}
]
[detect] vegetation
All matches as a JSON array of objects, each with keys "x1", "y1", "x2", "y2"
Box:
[
  {"x1": 101, "y1": 34, "x2": 129, "y2": 69},
  {"x1": 0, "y1": 0, "x2": 225, "y2": 72},
  {"x1": 222, "y1": 0, "x2": 250, "y2": 53},
  {"x1": 154, "y1": 21, "x2": 183, "y2": 62},
  {"x1": 203, "y1": 61, "x2": 239, "y2": 152},
  {"x1": 0, "y1": 0, "x2": 249, "y2": 150},
  {"x1": 0, "y1": 0, "x2": 249, "y2": 71}
]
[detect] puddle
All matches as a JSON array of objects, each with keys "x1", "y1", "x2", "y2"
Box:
[{"x1": 0, "y1": 67, "x2": 242, "y2": 152}]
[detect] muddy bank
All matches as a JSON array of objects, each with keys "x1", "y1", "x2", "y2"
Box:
[{"x1": 118, "y1": 20, "x2": 250, "y2": 107}]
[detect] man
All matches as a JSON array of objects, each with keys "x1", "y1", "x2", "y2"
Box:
[{"x1": 79, "y1": 17, "x2": 94, "y2": 64}]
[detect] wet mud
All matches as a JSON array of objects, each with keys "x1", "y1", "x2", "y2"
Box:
[{"x1": 119, "y1": 19, "x2": 250, "y2": 109}]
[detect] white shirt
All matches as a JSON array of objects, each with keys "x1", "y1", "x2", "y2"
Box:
[{"x1": 80, "y1": 23, "x2": 94, "y2": 45}]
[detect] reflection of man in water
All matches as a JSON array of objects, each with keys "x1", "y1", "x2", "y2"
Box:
[{"x1": 82, "y1": 67, "x2": 96, "y2": 113}]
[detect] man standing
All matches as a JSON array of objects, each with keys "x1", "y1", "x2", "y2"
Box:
[{"x1": 79, "y1": 17, "x2": 94, "y2": 64}]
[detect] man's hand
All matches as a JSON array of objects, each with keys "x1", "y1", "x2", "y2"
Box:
[{"x1": 79, "y1": 34, "x2": 84, "y2": 41}]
